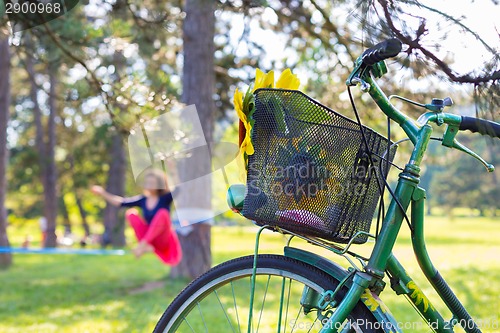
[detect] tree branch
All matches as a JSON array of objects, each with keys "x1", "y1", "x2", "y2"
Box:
[
  {"x1": 308, "y1": 0, "x2": 356, "y2": 61},
  {"x1": 39, "y1": 22, "x2": 140, "y2": 135},
  {"x1": 416, "y1": 2, "x2": 499, "y2": 59},
  {"x1": 378, "y1": 0, "x2": 500, "y2": 84},
  {"x1": 271, "y1": 3, "x2": 349, "y2": 70}
]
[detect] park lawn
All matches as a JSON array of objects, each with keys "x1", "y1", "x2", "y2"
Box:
[{"x1": 0, "y1": 216, "x2": 499, "y2": 333}]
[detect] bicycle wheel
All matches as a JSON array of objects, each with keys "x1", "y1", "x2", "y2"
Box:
[{"x1": 154, "y1": 254, "x2": 382, "y2": 333}]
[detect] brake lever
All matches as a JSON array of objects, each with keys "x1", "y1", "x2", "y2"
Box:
[
  {"x1": 450, "y1": 140, "x2": 494, "y2": 172},
  {"x1": 442, "y1": 125, "x2": 495, "y2": 172}
]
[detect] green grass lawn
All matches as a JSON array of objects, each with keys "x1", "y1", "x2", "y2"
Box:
[{"x1": 0, "y1": 216, "x2": 499, "y2": 332}]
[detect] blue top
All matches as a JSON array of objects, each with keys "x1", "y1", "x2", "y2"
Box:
[{"x1": 121, "y1": 191, "x2": 175, "y2": 224}]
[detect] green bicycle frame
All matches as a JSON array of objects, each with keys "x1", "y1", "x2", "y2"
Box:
[
  {"x1": 279, "y1": 65, "x2": 483, "y2": 333},
  {"x1": 231, "y1": 58, "x2": 490, "y2": 332}
]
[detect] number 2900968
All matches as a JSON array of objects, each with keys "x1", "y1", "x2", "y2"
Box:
[{"x1": 5, "y1": 1, "x2": 62, "y2": 15}]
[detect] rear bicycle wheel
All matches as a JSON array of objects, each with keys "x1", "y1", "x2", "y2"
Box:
[{"x1": 154, "y1": 254, "x2": 382, "y2": 333}]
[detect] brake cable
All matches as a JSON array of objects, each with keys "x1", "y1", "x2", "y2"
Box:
[{"x1": 347, "y1": 86, "x2": 414, "y2": 233}]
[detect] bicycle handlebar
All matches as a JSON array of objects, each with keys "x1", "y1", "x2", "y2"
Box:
[
  {"x1": 361, "y1": 38, "x2": 403, "y2": 66},
  {"x1": 459, "y1": 116, "x2": 500, "y2": 139},
  {"x1": 352, "y1": 39, "x2": 500, "y2": 144}
]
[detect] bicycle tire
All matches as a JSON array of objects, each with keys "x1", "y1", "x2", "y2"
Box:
[{"x1": 153, "y1": 254, "x2": 382, "y2": 332}]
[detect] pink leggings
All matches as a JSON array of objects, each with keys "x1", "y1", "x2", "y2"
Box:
[{"x1": 125, "y1": 208, "x2": 182, "y2": 265}]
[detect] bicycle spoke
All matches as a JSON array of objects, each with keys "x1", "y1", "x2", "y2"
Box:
[
  {"x1": 183, "y1": 317, "x2": 196, "y2": 333},
  {"x1": 289, "y1": 282, "x2": 304, "y2": 333},
  {"x1": 214, "y1": 289, "x2": 237, "y2": 333},
  {"x1": 290, "y1": 305, "x2": 305, "y2": 333},
  {"x1": 230, "y1": 281, "x2": 242, "y2": 333},
  {"x1": 248, "y1": 276, "x2": 254, "y2": 333},
  {"x1": 255, "y1": 275, "x2": 271, "y2": 333},
  {"x1": 306, "y1": 313, "x2": 319, "y2": 333},
  {"x1": 283, "y1": 278, "x2": 292, "y2": 333},
  {"x1": 277, "y1": 276, "x2": 286, "y2": 333},
  {"x1": 196, "y1": 302, "x2": 208, "y2": 333}
]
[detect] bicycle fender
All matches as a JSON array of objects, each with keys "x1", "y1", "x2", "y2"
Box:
[{"x1": 284, "y1": 246, "x2": 402, "y2": 333}]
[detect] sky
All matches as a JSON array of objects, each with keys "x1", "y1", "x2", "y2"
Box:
[{"x1": 417, "y1": 0, "x2": 499, "y2": 74}]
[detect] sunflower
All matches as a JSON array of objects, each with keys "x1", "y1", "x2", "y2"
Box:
[
  {"x1": 233, "y1": 88, "x2": 254, "y2": 156},
  {"x1": 234, "y1": 68, "x2": 300, "y2": 180}
]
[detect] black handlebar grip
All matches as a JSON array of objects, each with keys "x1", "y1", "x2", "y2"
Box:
[
  {"x1": 361, "y1": 38, "x2": 403, "y2": 66},
  {"x1": 459, "y1": 116, "x2": 500, "y2": 139}
]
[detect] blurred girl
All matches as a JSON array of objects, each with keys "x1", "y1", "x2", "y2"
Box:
[{"x1": 91, "y1": 169, "x2": 182, "y2": 265}]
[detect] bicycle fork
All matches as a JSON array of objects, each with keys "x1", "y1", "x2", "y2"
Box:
[{"x1": 317, "y1": 271, "x2": 374, "y2": 333}]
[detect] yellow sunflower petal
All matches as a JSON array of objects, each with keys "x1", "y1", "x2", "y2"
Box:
[
  {"x1": 240, "y1": 129, "x2": 253, "y2": 155},
  {"x1": 241, "y1": 133, "x2": 254, "y2": 155},
  {"x1": 233, "y1": 88, "x2": 246, "y2": 122},
  {"x1": 243, "y1": 118, "x2": 252, "y2": 131},
  {"x1": 253, "y1": 68, "x2": 275, "y2": 91},
  {"x1": 241, "y1": 119, "x2": 254, "y2": 155},
  {"x1": 254, "y1": 69, "x2": 264, "y2": 86},
  {"x1": 276, "y1": 68, "x2": 300, "y2": 90}
]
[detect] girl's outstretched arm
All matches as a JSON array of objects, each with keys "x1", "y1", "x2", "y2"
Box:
[{"x1": 91, "y1": 185, "x2": 124, "y2": 207}]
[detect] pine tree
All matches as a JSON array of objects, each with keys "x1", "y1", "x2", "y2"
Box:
[{"x1": 0, "y1": 30, "x2": 12, "y2": 267}]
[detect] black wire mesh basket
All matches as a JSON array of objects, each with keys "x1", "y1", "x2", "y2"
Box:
[{"x1": 242, "y1": 89, "x2": 397, "y2": 244}]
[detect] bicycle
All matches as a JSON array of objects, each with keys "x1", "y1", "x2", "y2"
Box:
[{"x1": 153, "y1": 39, "x2": 500, "y2": 333}]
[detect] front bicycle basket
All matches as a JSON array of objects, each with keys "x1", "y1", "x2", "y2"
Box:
[{"x1": 241, "y1": 89, "x2": 397, "y2": 244}]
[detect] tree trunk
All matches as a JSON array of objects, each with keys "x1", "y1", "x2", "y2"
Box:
[
  {"x1": 100, "y1": 49, "x2": 127, "y2": 248},
  {"x1": 0, "y1": 32, "x2": 12, "y2": 268},
  {"x1": 170, "y1": 0, "x2": 215, "y2": 280},
  {"x1": 43, "y1": 67, "x2": 59, "y2": 247},
  {"x1": 102, "y1": 131, "x2": 126, "y2": 247},
  {"x1": 25, "y1": 38, "x2": 58, "y2": 247}
]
